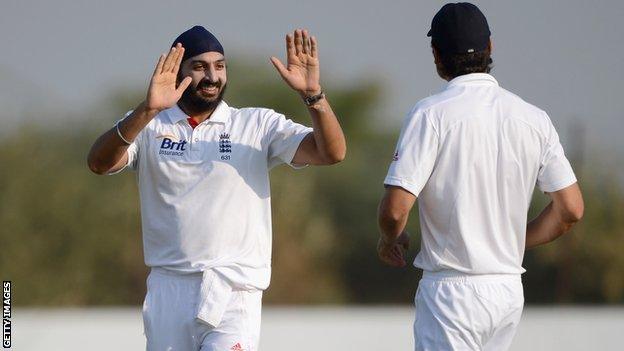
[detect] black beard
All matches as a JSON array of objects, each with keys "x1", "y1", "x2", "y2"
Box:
[{"x1": 178, "y1": 80, "x2": 227, "y2": 115}]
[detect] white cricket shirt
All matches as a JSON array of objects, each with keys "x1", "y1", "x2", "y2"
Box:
[
  {"x1": 384, "y1": 73, "x2": 577, "y2": 274},
  {"x1": 117, "y1": 101, "x2": 312, "y2": 290}
]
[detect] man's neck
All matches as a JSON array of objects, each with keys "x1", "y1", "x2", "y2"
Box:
[{"x1": 177, "y1": 102, "x2": 218, "y2": 124}]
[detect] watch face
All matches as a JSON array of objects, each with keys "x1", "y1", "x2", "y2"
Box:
[{"x1": 305, "y1": 92, "x2": 324, "y2": 105}]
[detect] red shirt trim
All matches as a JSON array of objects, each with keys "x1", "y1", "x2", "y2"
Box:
[{"x1": 187, "y1": 117, "x2": 199, "y2": 129}]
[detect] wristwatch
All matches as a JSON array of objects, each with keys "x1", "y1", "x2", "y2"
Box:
[{"x1": 303, "y1": 91, "x2": 325, "y2": 106}]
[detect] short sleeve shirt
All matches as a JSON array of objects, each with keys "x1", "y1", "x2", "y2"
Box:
[
  {"x1": 384, "y1": 73, "x2": 577, "y2": 274},
  {"x1": 115, "y1": 101, "x2": 312, "y2": 290}
]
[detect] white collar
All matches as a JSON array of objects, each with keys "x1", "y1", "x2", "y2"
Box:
[
  {"x1": 166, "y1": 101, "x2": 231, "y2": 125},
  {"x1": 446, "y1": 73, "x2": 499, "y2": 89}
]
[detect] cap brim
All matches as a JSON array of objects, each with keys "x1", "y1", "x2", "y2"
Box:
[{"x1": 427, "y1": 29, "x2": 432, "y2": 37}]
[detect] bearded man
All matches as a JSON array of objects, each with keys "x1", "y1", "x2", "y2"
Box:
[{"x1": 87, "y1": 26, "x2": 346, "y2": 351}]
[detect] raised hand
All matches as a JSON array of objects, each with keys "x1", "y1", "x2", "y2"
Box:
[
  {"x1": 146, "y1": 43, "x2": 193, "y2": 112},
  {"x1": 270, "y1": 29, "x2": 322, "y2": 96}
]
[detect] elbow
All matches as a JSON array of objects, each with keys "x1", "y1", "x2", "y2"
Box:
[
  {"x1": 566, "y1": 202, "x2": 584, "y2": 223},
  {"x1": 556, "y1": 183, "x2": 585, "y2": 224},
  {"x1": 378, "y1": 204, "x2": 408, "y2": 227},
  {"x1": 560, "y1": 201, "x2": 584, "y2": 225},
  {"x1": 87, "y1": 155, "x2": 108, "y2": 175},
  {"x1": 88, "y1": 162, "x2": 108, "y2": 175},
  {"x1": 324, "y1": 146, "x2": 346, "y2": 165},
  {"x1": 326, "y1": 153, "x2": 345, "y2": 165}
]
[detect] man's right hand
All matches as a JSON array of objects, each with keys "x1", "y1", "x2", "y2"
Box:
[
  {"x1": 87, "y1": 44, "x2": 192, "y2": 175},
  {"x1": 146, "y1": 43, "x2": 192, "y2": 112},
  {"x1": 377, "y1": 231, "x2": 410, "y2": 267},
  {"x1": 526, "y1": 183, "x2": 584, "y2": 249}
]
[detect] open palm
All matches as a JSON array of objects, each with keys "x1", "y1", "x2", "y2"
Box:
[
  {"x1": 271, "y1": 29, "x2": 321, "y2": 96},
  {"x1": 146, "y1": 43, "x2": 192, "y2": 111}
]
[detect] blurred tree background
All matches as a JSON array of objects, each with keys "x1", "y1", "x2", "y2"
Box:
[{"x1": 1, "y1": 60, "x2": 622, "y2": 306}]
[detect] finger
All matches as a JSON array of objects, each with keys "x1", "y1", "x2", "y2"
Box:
[
  {"x1": 302, "y1": 29, "x2": 310, "y2": 54},
  {"x1": 162, "y1": 47, "x2": 175, "y2": 72},
  {"x1": 294, "y1": 29, "x2": 303, "y2": 55},
  {"x1": 270, "y1": 57, "x2": 289, "y2": 78},
  {"x1": 392, "y1": 245, "x2": 405, "y2": 262},
  {"x1": 286, "y1": 34, "x2": 295, "y2": 58},
  {"x1": 394, "y1": 243, "x2": 405, "y2": 253},
  {"x1": 379, "y1": 252, "x2": 397, "y2": 267},
  {"x1": 382, "y1": 247, "x2": 406, "y2": 267},
  {"x1": 175, "y1": 76, "x2": 192, "y2": 93},
  {"x1": 386, "y1": 254, "x2": 406, "y2": 268},
  {"x1": 173, "y1": 45, "x2": 185, "y2": 75},
  {"x1": 153, "y1": 53, "x2": 166, "y2": 76},
  {"x1": 392, "y1": 246, "x2": 407, "y2": 267},
  {"x1": 310, "y1": 36, "x2": 318, "y2": 58},
  {"x1": 392, "y1": 249, "x2": 405, "y2": 264},
  {"x1": 391, "y1": 245, "x2": 400, "y2": 255},
  {"x1": 172, "y1": 43, "x2": 183, "y2": 71},
  {"x1": 163, "y1": 46, "x2": 177, "y2": 73}
]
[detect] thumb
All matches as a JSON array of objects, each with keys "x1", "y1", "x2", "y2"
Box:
[
  {"x1": 400, "y1": 232, "x2": 410, "y2": 250},
  {"x1": 402, "y1": 237, "x2": 410, "y2": 251},
  {"x1": 176, "y1": 76, "x2": 192, "y2": 94},
  {"x1": 270, "y1": 57, "x2": 289, "y2": 78}
]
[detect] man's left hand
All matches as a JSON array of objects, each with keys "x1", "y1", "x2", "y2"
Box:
[{"x1": 271, "y1": 29, "x2": 322, "y2": 97}]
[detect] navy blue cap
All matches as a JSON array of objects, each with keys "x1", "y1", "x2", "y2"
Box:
[
  {"x1": 427, "y1": 3, "x2": 491, "y2": 54},
  {"x1": 172, "y1": 26, "x2": 224, "y2": 62}
]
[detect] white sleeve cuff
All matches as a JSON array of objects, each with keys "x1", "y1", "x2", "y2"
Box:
[
  {"x1": 383, "y1": 176, "x2": 421, "y2": 197},
  {"x1": 538, "y1": 175, "x2": 577, "y2": 193}
]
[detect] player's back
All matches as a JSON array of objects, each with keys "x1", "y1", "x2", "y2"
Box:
[{"x1": 385, "y1": 73, "x2": 576, "y2": 274}]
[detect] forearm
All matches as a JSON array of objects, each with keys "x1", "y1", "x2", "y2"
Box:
[
  {"x1": 379, "y1": 216, "x2": 408, "y2": 244},
  {"x1": 303, "y1": 94, "x2": 346, "y2": 164},
  {"x1": 87, "y1": 101, "x2": 158, "y2": 174},
  {"x1": 378, "y1": 201, "x2": 409, "y2": 244},
  {"x1": 526, "y1": 202, "x2": 577, "y2": 249}
]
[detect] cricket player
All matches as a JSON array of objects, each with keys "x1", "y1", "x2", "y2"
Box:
[
  {"x1": 377, "y1": 3, "x2": 584, "y2": 350},
  {"x1": 87, "y1": 26, "x2": 345, "y2": 351}
]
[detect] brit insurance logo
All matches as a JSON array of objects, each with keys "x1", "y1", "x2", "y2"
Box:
[{"x1": 157, "y1": 134, "x2": 187, "y2": 156}]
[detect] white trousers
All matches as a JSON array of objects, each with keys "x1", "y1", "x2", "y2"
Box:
[
  {"x1": 414, "y1": 271, "x2": 524, "y2": 351},
  {"x1": 142, "y1": 268, "x2": 262, "y2": 351}
]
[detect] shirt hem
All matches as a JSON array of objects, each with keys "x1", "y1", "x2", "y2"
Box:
[
  {"x1": 538, "y1": 175, "x2": 577, "y2": 193},
  {"x1": 286, "y1": 130, "x2": 313, "y2": 169},
  {"x1": 383, "y1": 176, "x2": 421, "y2": 197}
]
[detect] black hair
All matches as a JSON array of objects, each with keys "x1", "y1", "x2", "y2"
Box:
[{"x1": 433, "y1": 44, "x2": 493, "y2": 79}]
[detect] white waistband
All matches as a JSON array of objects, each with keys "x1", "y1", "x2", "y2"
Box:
[
  {"x1": 422, "y1": 270, "x2": 521, "y2": 283},
  {"x1": 151, "y1": 267, "x2": 203, "y2": 279}
]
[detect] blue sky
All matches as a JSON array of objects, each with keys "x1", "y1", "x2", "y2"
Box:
[{"x1": 1, "y1": 0, "x2": 622, "y2": 171}]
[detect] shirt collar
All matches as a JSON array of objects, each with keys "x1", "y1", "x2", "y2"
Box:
[
  {"x1": 166, "y1": 100, "x2": 231, "y2": 125},
  {"x1": 446, "y1": 73, "x2": 499, "y2": 89}
]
